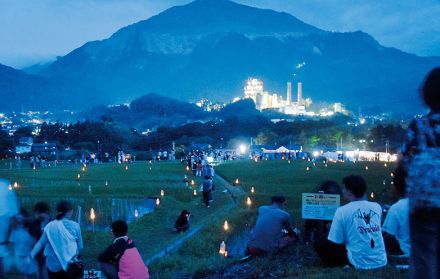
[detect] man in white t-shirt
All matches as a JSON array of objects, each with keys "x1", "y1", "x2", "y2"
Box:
[
  {"x1": 382, "y1": 197, "x2": 410, "y2": 256},
  {"x1": 328, "y1": 175, "x2": 387, "y2": 269}
]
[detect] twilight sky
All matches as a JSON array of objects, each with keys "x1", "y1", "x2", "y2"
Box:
[{"x1": 0, "y1": 0, "x2": 439, "y2": 68}]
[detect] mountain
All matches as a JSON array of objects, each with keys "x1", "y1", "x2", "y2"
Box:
[
  {"x1": 2, "y1": 0, "x2": 440, "y2": 113},
  {"x1": 78, "y1": 93, "x2": 208, "y2": 129},
  {"x1": 0, "y1": 63, "x2": 101, "y2": 111}
]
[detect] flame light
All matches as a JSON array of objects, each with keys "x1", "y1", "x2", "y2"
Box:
[
  {"x1": 246, "y1": 197, "x2": 252, "y2": 206},
  {"x1": 223, "y1": 220, "x2": 229, "y2": 231},
  {"x1": 13, "y1": 182, "x2": 18, "y2": 188},
  {"x1": 365, "y1": 166, "x2": 369, "y2": 171},
  {"x1": 156, "y1": 198, "x2": 160, "y2": 206},
  {"x1": 370, "y1": 192, "x2": 375, "y2": 199},
  {"x1": 134, "y1": 209, "x2": 139, "y2": 218},
  {"x1": 251, "y1": 186, "x2": 255, "y2": 194},
  {"x1": 193, "y1": 189, "x2": 197, "y2": 196},
  {"x1": 90, "y1": 208, "x2": 95, "y2": 220},
  {"x1": 160, "y1": 189, "x2": 165, "y2": 197}
]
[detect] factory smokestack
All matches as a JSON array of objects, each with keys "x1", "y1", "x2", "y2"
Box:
[
  {"x1": 297, "y1": 82, "x2": 303, "y2": 105},
  {"x1": 286, "y1": 82, "x2": 292, "y2": 105}
]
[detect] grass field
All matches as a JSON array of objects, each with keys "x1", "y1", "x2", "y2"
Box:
[{"x1": 1, "y1": 159, "x2": 407, "y2": 278}]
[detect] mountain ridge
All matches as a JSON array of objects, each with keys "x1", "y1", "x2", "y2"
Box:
[{"x1": 1, "y1": 0, "x2": 439, "y2": 114}]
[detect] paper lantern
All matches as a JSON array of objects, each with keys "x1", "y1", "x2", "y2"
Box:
[
  {"x1": 90, "y1": 208, "x2": 95, "y2": 220},
  {"x1": 219, "y1": 241, "x2": 226, "y2": 254},
  {"x1": 246, "y1": 197, "x2": 252, "y2": 206},
  {"x1": 223, "y1": 220, "x2": 229, "y2": 231}
]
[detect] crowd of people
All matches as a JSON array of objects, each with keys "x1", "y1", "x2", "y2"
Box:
[
  {"x1": 0, "y1": 192, "x2": 149, "y2": 279},
  {"x1": 246, "y1": 67, "x2": 440, "y2": 278},
  {"x1": 0, "y1": 67, "x2": 439, "y2": 278}
]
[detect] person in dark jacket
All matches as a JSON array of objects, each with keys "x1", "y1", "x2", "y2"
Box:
[
  {"x1": 173, "y1": 210, "x2": 191, "y2": 233},
  {"x1": 202, "y1": 176, "x2": 213, "y2": 207}
]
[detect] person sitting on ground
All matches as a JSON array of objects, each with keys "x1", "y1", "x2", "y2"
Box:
[
  {"x1": 304, "y1": 180, "x2": 342, "y2": 244},
  {"x1": 202, "y1": 175, "x2": 213, "y2": 208},
  {"x1": 247, "y1": 196, "x2": 298, "y2": 256},
  {"x1": 304, "y1": 181, "x2": 347, "y2": 267},
  {"x1": 98, "y1": 220, "x2": 149, "y2": 279},
  {"x1": 173, "y1": 210, "x2": 191, "y2": 233},
  {"x1": 328, "y1": 175, "x2": 387, "y2": 269},
  {"x1": 382, "y1": 165, "x2": 410, "y2": 257}
]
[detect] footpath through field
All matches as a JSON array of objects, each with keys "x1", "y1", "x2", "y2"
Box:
[{"x1": 145, "y1": 172, "x2": 244, "y2": 265}]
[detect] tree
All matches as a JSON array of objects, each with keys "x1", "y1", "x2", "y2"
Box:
[{"x1": 0, "y1": 130, "x2": 13, "y2": 157}]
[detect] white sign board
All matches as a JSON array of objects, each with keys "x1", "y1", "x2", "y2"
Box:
[
  {"x1": 302, "y1": 193, "x2": 340, "y2": 220},
  {"x1": 83, "y1": 270, "x2": 102, "y2": 279}
]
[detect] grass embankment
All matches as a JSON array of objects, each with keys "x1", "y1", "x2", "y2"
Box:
[
  {"x1": 150, "y1": 160, "x2": 407, "y2": 278},
  {"x1": 0, "y1": 161, "x2": 234, "y2": 271}
]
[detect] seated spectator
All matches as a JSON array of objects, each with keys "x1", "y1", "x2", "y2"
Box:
[
  {"x1": 173, "y1": 210, "x2": 191, "y2": 233},
  {"x1": 328, "y1": 175, "x2": 387, "y2": 269},
  {"x1": 247, "y1": 196, "x2": 298, "y2": 255},
  {"x1": 304, "y1": 180, "x2": 342, "y2": 244},
  {"x1": 382, "y1": 165, "x2": 410, "y2": 257},
  {"x1": 98, "y1": 220, "x2": 149, "y2": 279},
  {"x1": 304, "y1": 181, "x2": 347, "y2": 267}
]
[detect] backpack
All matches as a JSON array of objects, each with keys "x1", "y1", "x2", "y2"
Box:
[{"x1": 406, "y1": 118, "x2": 440, "y2": 210}]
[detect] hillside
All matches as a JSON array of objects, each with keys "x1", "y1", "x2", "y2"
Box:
[{"x1": 1, "y1": 0, "x2": 439, "y2": 113}]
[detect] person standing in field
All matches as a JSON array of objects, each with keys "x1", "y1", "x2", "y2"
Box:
[
  {"x1": 31, "y1": 201, "x2": 83, "y2": 279},
  {"x1": 202, "y1": 175, "x2": 213, "y2": 208},
  {"x1": 29, "y1": 202, "x2": 52, "y2": 279},
  {"x1": 398, "y1": 67, "x2": 440, "y2": 279},
  {"x1": 0, "y1": 178, "x2": 18, "y2": 279}
]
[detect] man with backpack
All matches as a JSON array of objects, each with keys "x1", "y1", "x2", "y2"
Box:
[{"x1": 98, "y1": 221, "x2": 149, "y2": 279}]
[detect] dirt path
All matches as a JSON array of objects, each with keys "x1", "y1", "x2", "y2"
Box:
[{"x1": 144, "y1": 173, "x2": 242, "y2": 265}]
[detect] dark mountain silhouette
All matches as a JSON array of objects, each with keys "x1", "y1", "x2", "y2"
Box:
[
  {"x1": 78, "y1": 93, "x2": 208, "y2": 129},
  {"x1": 1, "y1": 0, "x2": 439, "y2": 113}
]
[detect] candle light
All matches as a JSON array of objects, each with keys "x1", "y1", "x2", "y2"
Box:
[
  {"x1": 33, "y1": 165, "x2": 36, "y2": 170},
  {"x1": 382, "y1": 180, "x2": 386, "y2": 185},
  {"x1": 219, "y1": 241, "x2": 226, "y2": 254},
  {"x1": 149, "y1": 160, "x2": 152, "y2": 164},
  {"x1": 8, "y1": 184, "x2": 12, "y2": 191},
  {"x1": 134, "y1": 209, "x2": 139, "y2": 218},
  {"x1": 390, "y1": 172, "x2": 394, "y2": 177},
  {"x1": 288, "y1": 160, "x2": 291, "y2": 164},
  {"x1": 13, "y1": 182, "x2": 18, "y2": 188},
  {"x1": 82, "y1": 167, "x2": 86, "y2": 172},
  {"x1": 384, "y1": 163, "x2": 388, "y2": 167},
  {"x1": 325, "y1": 164, "x2": 328, "y2": 167},
  {"x1": 160, "y1": 189, "x2": 165, "y2": 197},
  {"x1": 254, "y1": 158, "x2": 258, "y2": 163},
  {"x1": 90, "y1": 208, "x2": 96, "y2": 232},
  {"x1": 306, "y1": 167, "x2": 310, "y2": 171},
  {"x1": 223, "y1": 220, "x2": 229, "y2": 231},
  {"x1": 191, "y1": 180, "x2": 195, "y2": 186},
  {"x1": 246, "y1": 197, "x2": 252, "y2": 206},
  {"x1": 156, "y1": 198, "x2": 160, "y2": 206},
  {"x1": 251, "y1": 186, "x2": 255, "y2": 194},
  {"x1": 224, "y1": 251, "x2": 228, "y2": 257},
  {"x1": 77, "y1": 174, "x2": 81, "y2": 179},
  {"x1": 186, "y1": 166, "x2": 190, "y2": 171},
  {"x1": 125, "y1": 165, "x2": 128, "y2": 171},
  {"x1": 235, "y1": 178, "x2": 239, "y2": 185},
  {"x1": 365, "y1": 166, "x2": 369, "y2": 171},
  {"x1": 105, "y1": 180, "x2": 109, "y2": 186},
  {"x1": 370, "y1": 192, "x2": 375, "y2": 199},
  {"x1": 193, "y1": 189, "x2": 197, "y2": 196}
]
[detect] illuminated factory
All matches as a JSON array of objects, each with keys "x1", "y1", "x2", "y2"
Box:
[{"x1": 243, "y1": 78, "x2": 311, "y2": 115}]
